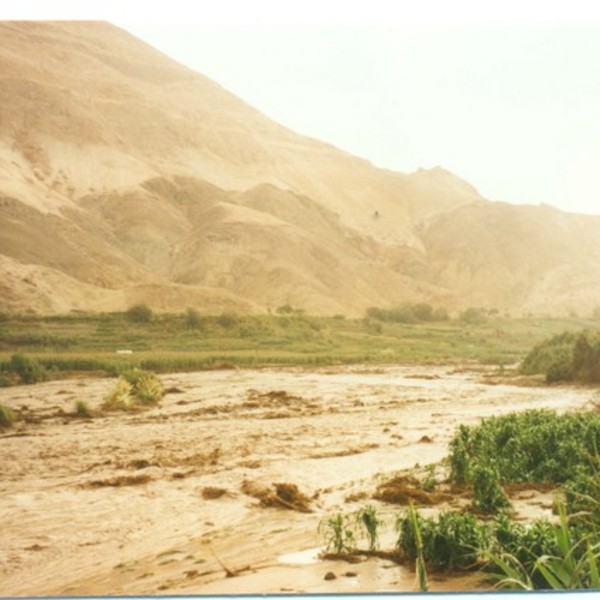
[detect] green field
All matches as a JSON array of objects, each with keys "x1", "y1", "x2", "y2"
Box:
[{"x1": 1, "y1": 309, "x2": 599, "y2": 380}]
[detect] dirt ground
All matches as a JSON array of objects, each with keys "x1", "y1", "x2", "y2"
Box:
[{"x1": 1, "y1": 364, "x2": 598, "y2": 596}]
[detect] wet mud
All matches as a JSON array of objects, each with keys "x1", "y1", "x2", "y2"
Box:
[{"x1": 0, "y1": 364, "x2": 597, "y2": 595}]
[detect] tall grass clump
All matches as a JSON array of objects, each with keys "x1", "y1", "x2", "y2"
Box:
[
  {"x1": 121, "y1": 369, "x2": 164, "y2": 405},
  {"x1": 74, "y1": 400, "x2": 94, "y2": 418},
  {"x1": 356, "y1": 505, "x2": 383, "y2": 551},
  {"x1": 0, "y1": 403, "x2": 15, "y2": 428},
  {"x1": 103, "y1": 377, "x2": 135, "y2": 411},
  {"x1": 103, "y1": 369, "x2": 164, "y2": 411}
]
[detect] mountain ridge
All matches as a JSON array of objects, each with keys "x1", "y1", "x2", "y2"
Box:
[{"x1": 0, "y1": 20, "x2": 598, "y2": 317}]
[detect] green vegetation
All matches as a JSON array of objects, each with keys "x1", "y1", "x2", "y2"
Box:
[
  {"x1": 185, "y1": 308, "x2": 204, "y2": 330},
  {"x1": 444, "y1": 410, "x2": 600, "y2": 588},
  {"x1": 74, "y1": 400, "x2": 93, "y2": 418},
  {"x1": 521, "y1": 330, "x2": 600, "y2": 383},
  {"x1": 406, "y1": 502, "x2": 429, "y2": 591},
  {"x1": 0, "y1": 402, "x2": 15, "y2": 428},
  {"x1": 396, "y1": 509, "x2": 488, "y2": 571},
  {"x1": 103, "y1": 377, "x2": 136, "y2": 411},
  {"x1": 319, "y1": 513, "x2": 357, "y2": 554},
  {"x1": 448, "y1": 409, "x2": 600, "y2": 486},
  {"x1": 318, "y1": 409, "x2": 600, "y2": 590},
  {"x1": 356, "y1": 505, "x2": 383, "y2": 551},
  {"x1": 0, "y1": 310, "x2": 597, "y2": 383},
  {"x1": 121, "y1": 368, "x2": 164, "y2": 405},
  {"x1": 103, "y1": 369, "x2": 164, "y2": 411},
  {"x1": 125, "y1": 303, "x2": 153, "y2": 323},
  {"x1": 490, "y1": 505, "x2": 600, "y2": 590},
  {"x1": 8, "y1": 353, "x2": 48, "y2": 384},
  {"x1": 366, "y1": 302, "x2": 448, "y2": 324},
  {"x1": 471, "y1": 465, "x2": 512, "y2": 514}
]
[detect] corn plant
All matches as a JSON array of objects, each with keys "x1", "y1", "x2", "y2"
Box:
[
  {"x1": 407, "y1": 502, "x2": 429, "y2": 592},
  {"x1": 355, "y1": 505, "x2": 383, "y2": 551},
  {"x1": 319, "y1": 513, "x2": 356, "y2": 554},
  {"x1": 564, "y1": 454, "x2": 600, "y2": 528},
  {"x1": 489, "y1": 504, "x2": 600, "y2": 590}
]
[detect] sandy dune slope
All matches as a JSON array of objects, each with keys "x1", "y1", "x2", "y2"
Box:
[{"x1": 1, "y1": 21, "x2": 600, "y2": 316}]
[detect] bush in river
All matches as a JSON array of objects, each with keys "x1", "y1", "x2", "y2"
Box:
[
  {"x1": 74, "y1": 400, "x2": 94, "y2": 418},
  {"x1": 121, "y1": 369, "x2": 164, "y2": 405},
  {"x1": 103, "y1": 369, "x2": 164, "y2": 411},
  {"x1": 0, "y1": 403, "x2": 15, "y2": 428},
  {"x1": 103, "y1": 377, "x2": 136, "y2": 411}
]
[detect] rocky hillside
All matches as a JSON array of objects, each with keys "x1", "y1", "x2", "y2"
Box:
[{"x1": 1, "y1": 20, "x2": 599, "y2": 316}]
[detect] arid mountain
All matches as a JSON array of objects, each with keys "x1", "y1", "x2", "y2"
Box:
[{"x1": 1, "y1": 20, "x2": 599, "y2": 316}]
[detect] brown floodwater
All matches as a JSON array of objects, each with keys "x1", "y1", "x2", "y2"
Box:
[{"x1": 0, "y1": 364, "x2": 597, "y2": 595}]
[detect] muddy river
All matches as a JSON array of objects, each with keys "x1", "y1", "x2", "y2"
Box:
[{"x1": 1, "y1": 365, "x2": 597, "y2": 595}]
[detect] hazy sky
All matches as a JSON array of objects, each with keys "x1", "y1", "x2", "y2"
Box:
[{"x1": 7, "y1": 1, "x2": 600, "y2": 215}]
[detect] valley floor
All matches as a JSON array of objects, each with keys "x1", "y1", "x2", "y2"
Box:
[{"x1": 1, "y1": 365, "x2": 597, "y2": 595}]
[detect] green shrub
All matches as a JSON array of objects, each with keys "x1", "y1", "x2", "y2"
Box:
[
  {"x1": 0, "y1": 403, "x2": 15, "y2": 428},
  {"x1": 471, "y1": 465, "x2": 512, "y2": 514},
  {"x1": 396, "y1": 509, "x2": 489, "y2": 571},
  {"x1": 275, "y1": 304, "x2": 295, "y2": 315},
  {"x1": 9, "y1": 353, "x2": 48, "y2": 384},
  {"x1": 125, "y1": 303, "x2": 153, "y2": 323},
  {"x1": 217, "y1": 312, "x2": 239, "y2": 329},
  {"x1": 448, "y1": 425, "x2": 472, "y2": 484},
  {"x1": 459, "y1": 307, "x2": 488, "y2": 325},
  {"x1": 521, "y1": 331, "x2": 600, "y2": 384},
  {"x1": 74, "y1": 400, "x2": 93, "y2": 418},
  {"x1": 447, "y1": 410, "x2": 600, "y2": 486},
  {"x1": 0, "y1": 372, "x2": 14, "y2": 387},
  {"x1": 564, "y1": 464, "x2": 600, "y2": 528},
  {"x1": 185, "y1": 308, "x2": 204, "y2": 330}
]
